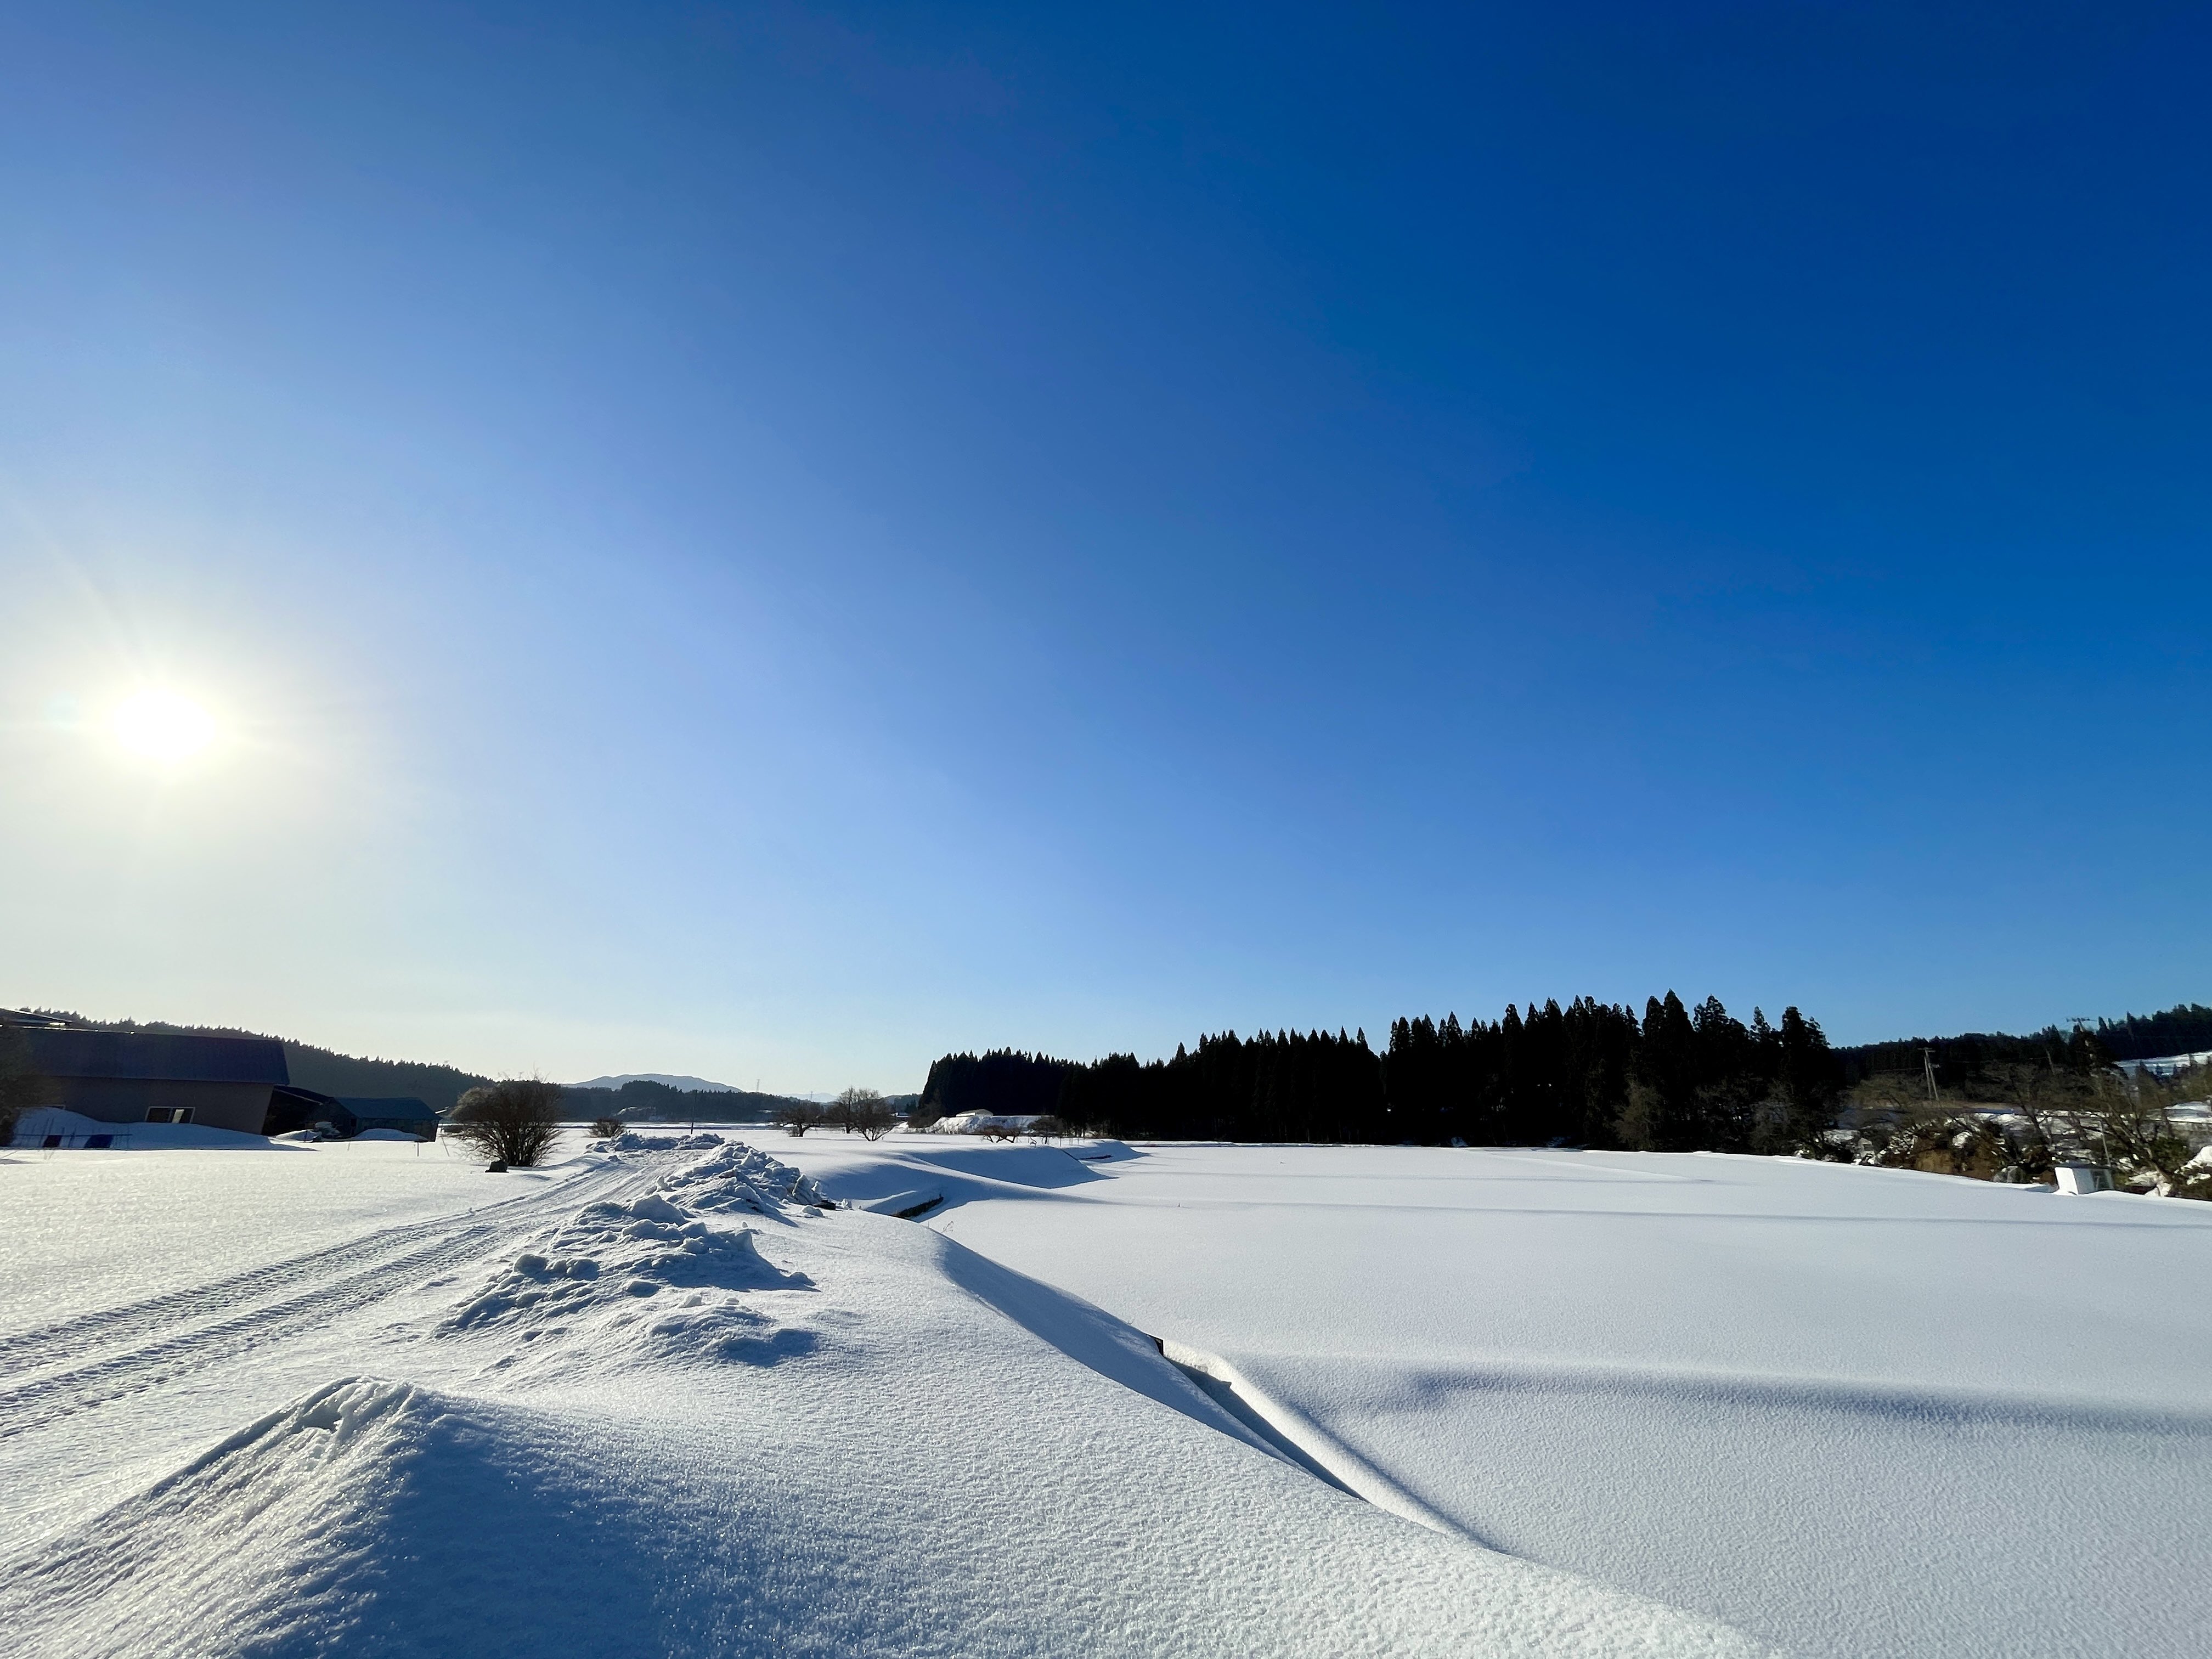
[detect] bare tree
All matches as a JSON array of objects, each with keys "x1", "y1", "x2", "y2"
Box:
[
  {"x1": 834, "y1": 1087, "x2": 895, "y2": 1140},
  {"x1": 448, "y1": 1079, "x2": 565, "y2": 1168},
  {"x1": 777, "y1": 1100, "x2": 822, "y2": 1137},
  {"x1": 2058, "y1": 1070, "x2": 2209, "y2": 1197}
]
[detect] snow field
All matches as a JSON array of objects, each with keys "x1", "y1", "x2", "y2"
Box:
[
  {"x1": 2, "y1": 1136, "x2": 1764, "y2": 1657},
  {"x1": 771, "y1": 1139, "x2": 2212, "y2": 1659}
]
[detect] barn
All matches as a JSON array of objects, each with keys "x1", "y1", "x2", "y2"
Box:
[{"x1": 2, "y1": 1013, "x2": 291, "y2": 1136}]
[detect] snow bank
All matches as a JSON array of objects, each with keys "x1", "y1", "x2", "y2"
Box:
[
  {"x1": 654, "y1": 1136, "x2": 826, "y2": 1210},
  {"x1": 9, "y1": 1107, "x2": 281, "y2": 1152},
  {"x1": 1, "y1": 1138, "x2": 1762, "y2": 1658},
  {"x1": 590, "y1": 1128, "x2": 729, "y2": 1153},
  {"x1": 444, "y1": 1190, "x2": 817, "y2": 1378}
]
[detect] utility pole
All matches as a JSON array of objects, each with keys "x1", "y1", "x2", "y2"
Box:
[{"x1": 1922, "y1": 1046, "x2": 1940, "y2": 1105}]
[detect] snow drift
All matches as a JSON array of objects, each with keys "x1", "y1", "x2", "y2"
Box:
[{"x1": 9, "y1": 1106, "x2": 286, "y2": 1152}]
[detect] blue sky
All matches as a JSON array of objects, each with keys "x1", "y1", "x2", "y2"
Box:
[{"x1": 4, "y1": 1, "x2": 2207, "y2": 1090}]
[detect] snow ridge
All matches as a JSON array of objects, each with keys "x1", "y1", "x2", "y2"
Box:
[{"x1": 445, "y1": 1184, "x2": 819, "y2": 1377}]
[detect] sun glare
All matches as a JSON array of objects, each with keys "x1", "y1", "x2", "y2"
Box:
[{"x1": 114, "y1": 689, "x2": 218, "y2": 764}]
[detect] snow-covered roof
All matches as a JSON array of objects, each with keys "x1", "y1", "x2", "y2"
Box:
[{"x1": 927, "y1": 1111, "x2": 1046, "y2": 1133}]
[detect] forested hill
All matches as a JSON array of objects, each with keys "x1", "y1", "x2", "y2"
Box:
[{"x1": 1834, "y1": 1001, "x2": 2212, "y2": 1087}]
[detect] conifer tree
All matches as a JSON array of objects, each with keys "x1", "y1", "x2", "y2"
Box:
[{"x1": 1774, "y1": 1006, "x2": 1839, "y2": 1151}]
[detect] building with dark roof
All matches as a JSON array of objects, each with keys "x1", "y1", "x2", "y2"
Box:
[
  {"x1": 4, "y1": 1012, "x2": 444, "y2": 1141},
  {"x1": 332, "y1": 1097, "x2": 439, "y2": 1138},
  {"x1": 263, "y1": 1087, "x2": 439, "y2": 1141},
  {"x1": 2, "y1": 1017, "x2": 291, "y2": 1136}
]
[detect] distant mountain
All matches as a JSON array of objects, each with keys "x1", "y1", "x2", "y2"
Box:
[{"x1": 570, "y1": 1073, "x2": 740, "y2": 1093}]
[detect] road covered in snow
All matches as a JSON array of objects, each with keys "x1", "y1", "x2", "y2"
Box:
[
  {"x1": 2, "y1": 1133, "x2": 1761, "y2": 1658},
  {"x1": 776, "y1": 1137, "x2": 2212, "y2": 1659}
]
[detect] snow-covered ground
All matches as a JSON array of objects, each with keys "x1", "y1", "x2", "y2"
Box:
[
  {"x1": 2, "y1": 1132, "x2": 1760, "y2": 1657},
  {"x1": 770, "y1": 1137, "x2": 2212, "y2": 1659}
]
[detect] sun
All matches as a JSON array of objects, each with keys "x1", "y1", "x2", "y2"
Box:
[{"x1": 114, "y1": 689, "x2": 218, "y2": 764}]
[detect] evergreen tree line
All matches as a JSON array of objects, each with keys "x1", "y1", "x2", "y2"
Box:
[
  {"x1": 2090, "y1": 1003, "x2": 2212, "y2": 1062},
  {"x1": 917, "y1": 1049, "x2": 1073, "y2": 1118},
  {"x1": 918, "y1": 991, "x2": 1841, "y2": 1151}
]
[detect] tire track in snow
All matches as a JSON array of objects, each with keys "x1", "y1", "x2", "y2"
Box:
[
  {"x1": 7, "y1": 1188, "x2": 561, "y2": 1370},
  {"x1": 0, "y1": 1161, "x2": 653, "y2": 1435},
  {"x1": 5, "y1": 1160, "x2": 650, "y2": 1370}
]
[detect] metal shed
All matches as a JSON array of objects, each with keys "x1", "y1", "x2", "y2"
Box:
[{"x1": 264, "y1": 1086, "x2": 439, "y2": 1141}]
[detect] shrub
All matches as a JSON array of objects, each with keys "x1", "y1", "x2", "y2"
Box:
[
  {"x1": 448, "y1": 1079, "x2": 565, "y2": 1167},
  {"x1": 590, "y1": 1116, "x2": 624, "y2": 1139}
]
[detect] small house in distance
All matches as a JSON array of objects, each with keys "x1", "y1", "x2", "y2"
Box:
[
  {"x1": 2, "y1": 1013, "x2": 291, "y2": 1136},
  {"x1": 2053, "y1": 1164, "x2": 2115, "y2": 1195}
]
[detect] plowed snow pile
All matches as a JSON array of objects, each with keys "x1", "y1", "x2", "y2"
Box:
[
  {"x1": 0, "y1": 1137, "x2": 1760, "y2": 1658},
  {"x1": 794, "y1": 1141, "x2": 2212, "y2": 1659}
]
